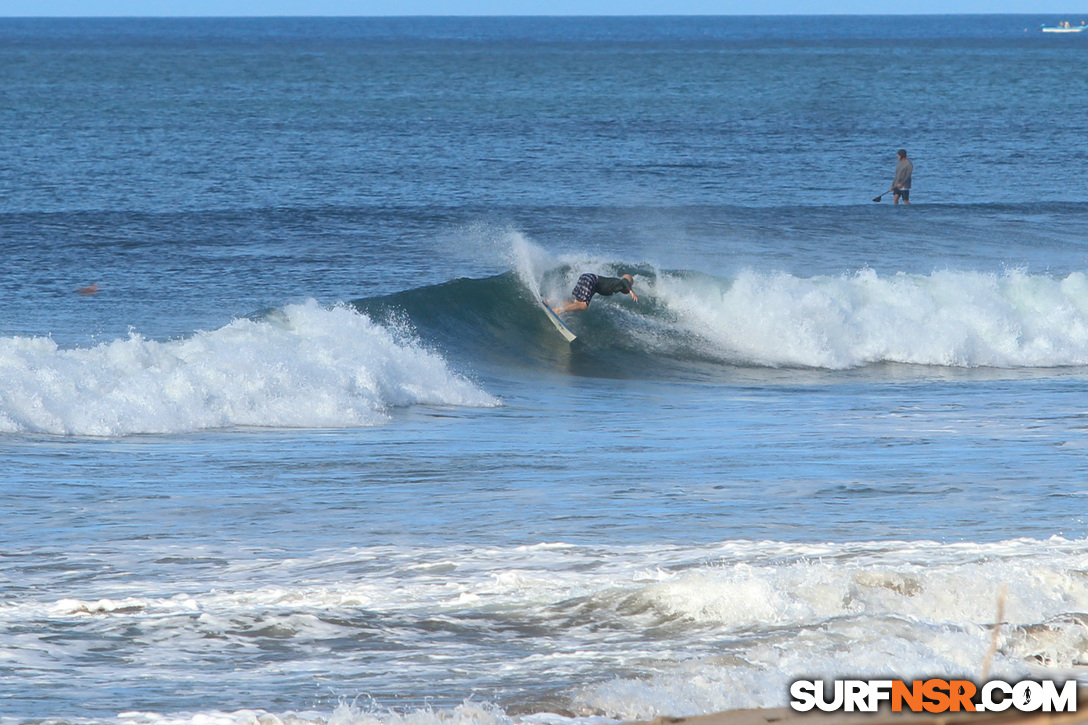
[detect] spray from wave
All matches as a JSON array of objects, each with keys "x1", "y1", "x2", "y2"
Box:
[{"x1": 0, "y1": 301, "x2": 498, "y2": 437}]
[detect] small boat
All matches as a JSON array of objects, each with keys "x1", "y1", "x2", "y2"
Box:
[{"x1": 1041, "y1": 22, "x2": 1086, "y2": 33}]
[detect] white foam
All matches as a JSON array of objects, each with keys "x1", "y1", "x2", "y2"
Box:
[
  {"x1": 9, "y1": 538, "x2": 1087, "y2": 725},
  {"x1": 100, "y1": 701, "x2": 522, "y2": 725},
  {"x1": 504, "y1": 232, "x2": 618, "y2": 307},
  {"x1": 653, "y1": 268, "x2": 1088, "y2": 369},
  {"x1": 567, "y1": 537, "x2": 1088, "y2": 718},
  {"x1": 506, "y1": 230, "x2": 551, "y2": 301},
  {"x1": 479, "y1": 230, "x2": 1088, "y2": 370},
  {"x1": 0, "y1": 301, "x2": 498, "y2": 436}
]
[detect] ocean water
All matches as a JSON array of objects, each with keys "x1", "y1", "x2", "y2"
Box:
[{"x1": 2, "y1": 14, "x2": 1088, "y2": 725}]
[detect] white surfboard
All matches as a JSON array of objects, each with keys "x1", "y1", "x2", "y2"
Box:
[{"x1": 539, "y1": 299, "x2": 577, "y2": 342}]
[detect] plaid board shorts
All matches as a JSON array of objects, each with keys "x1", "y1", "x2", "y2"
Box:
[{"x1": 572, "y1": 273, "x2": 598, "y2": 304}]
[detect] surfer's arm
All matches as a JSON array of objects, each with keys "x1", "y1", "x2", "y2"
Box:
[{"x1": 627, "y1": 290, "x2": 638, "y2": 303}]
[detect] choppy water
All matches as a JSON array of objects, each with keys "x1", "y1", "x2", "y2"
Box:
[{"x1": 2, "y1": 15, "x2": 1088, "y2": 725}]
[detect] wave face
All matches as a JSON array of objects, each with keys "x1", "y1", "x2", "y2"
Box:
[
  {"x1": 355, "y1": 237, "x2": 1088, "y2": 374},
  {"x1": 0, "y1": 301, "x2": 497, "y2": 436}
]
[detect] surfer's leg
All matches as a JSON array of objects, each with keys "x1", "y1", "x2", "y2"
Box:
[{"x1": 553, "y1": 300, "x2": 588, "y2": 314}]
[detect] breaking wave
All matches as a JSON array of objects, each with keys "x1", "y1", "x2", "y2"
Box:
[
  {"x1": 354, "y1": 233, "x2": 1088, "y2": 374},
  {"x1": 0, "y1": 300, "x2": 498, "y2": 436}
]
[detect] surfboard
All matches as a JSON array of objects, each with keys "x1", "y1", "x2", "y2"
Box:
[{"x1": 539, "y1": 299, "x2": 577, "y2": 342}]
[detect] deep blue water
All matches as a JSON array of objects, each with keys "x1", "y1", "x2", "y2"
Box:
[{"x1": 1, "y1": 15, "x2": 1088, "y2": 725}]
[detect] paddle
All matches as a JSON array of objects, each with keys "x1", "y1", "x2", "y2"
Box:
[{"x1": 872, "y1": 189, "x2": 896, "y2": 202}]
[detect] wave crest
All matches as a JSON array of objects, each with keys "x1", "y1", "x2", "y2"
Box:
[
  {"x1": 0, "y1": 301, "x2": 498, "y2": 436},
  {"x1": 655, "y1": 268, "x2": 1088, "y2": 369}
]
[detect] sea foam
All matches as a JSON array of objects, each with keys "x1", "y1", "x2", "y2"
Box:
[
  {"x1": 647, "y1": 268, "x2": 1088, "y2": 369},
  {"x1": 19, "y1": 538, "x2": 1088, "y2": 724},
  {"x1": 0, "y1": 301, "x2": 498, "y2": 436},
  {"x1": 501, "y1": 231, "x2": 1088, "y2": 370}
]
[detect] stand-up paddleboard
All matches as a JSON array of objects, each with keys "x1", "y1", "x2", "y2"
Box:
[{"x1": 539, "y1": 298, "x2": 577, "y2": 342}]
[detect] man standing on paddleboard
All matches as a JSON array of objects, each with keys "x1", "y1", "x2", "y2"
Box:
[
  {"x1": 891, "y1": 148, "x2": 913, "y2": 205},
  {"x1": 551, "y1": 273, "x2": 638, "y2": 314}
]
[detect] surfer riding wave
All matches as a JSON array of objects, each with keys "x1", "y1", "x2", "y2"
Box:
[{"x1": 550, "y1": 273, "x2": 639, "y2": 314}]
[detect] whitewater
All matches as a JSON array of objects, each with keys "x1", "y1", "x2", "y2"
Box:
[
  {"x1": 0, "y1": 301, "x2": 497, "y2": 436},
  {"x1": 7, "y1": 257, "x2": 1088, "y2": 437},
  {"x1": 5, "y1": 537, "x2": 1087, "y2": 724}
]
